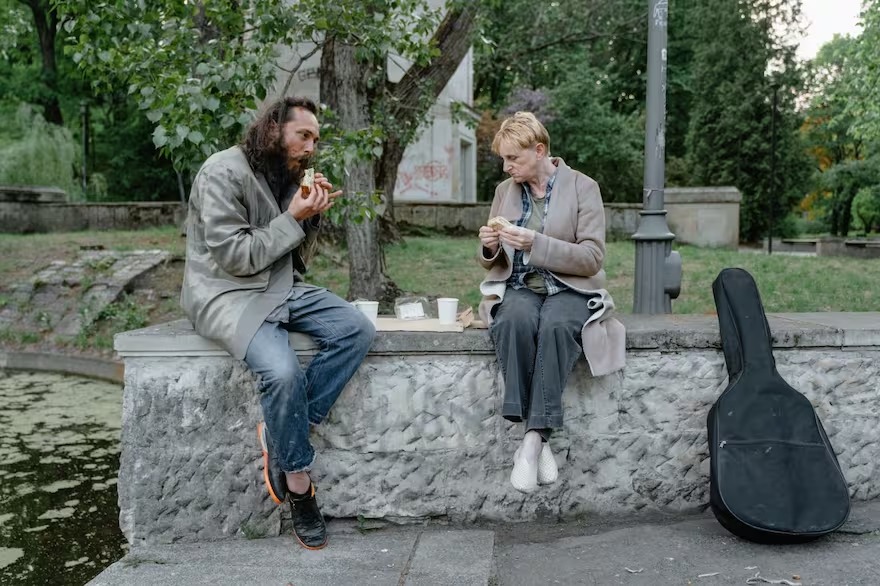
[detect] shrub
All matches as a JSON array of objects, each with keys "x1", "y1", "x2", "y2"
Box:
[
  {"x1": 850, "y1": 185, "x2": 880, "y2": 234},
  {"x1": 0, "y1": 103, "x2": 79, "y2": 197}
]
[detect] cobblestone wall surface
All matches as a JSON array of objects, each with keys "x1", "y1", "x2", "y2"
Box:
[{"x1": 117, "y1": 347, "x2": 880, "y2": 544}]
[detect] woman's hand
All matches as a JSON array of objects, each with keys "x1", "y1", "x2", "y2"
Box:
[
  {"x1": 499, "y1": 225, "x2": 536, "y2": 251},
  {"x1": 479, "y1": 226, "x2": 500, "y2": 254}
]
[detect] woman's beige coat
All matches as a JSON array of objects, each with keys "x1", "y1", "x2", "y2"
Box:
[{"x1": 478, "y1": 158, "x2": 625, "y2": 376}]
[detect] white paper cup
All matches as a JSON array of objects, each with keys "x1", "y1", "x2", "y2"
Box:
[
  {"x1": 436, "y1": 297, "x2": 459, "y2": 325},
  {"x1": 352, "y1": 300, "x2": 379, "y2": 326}
]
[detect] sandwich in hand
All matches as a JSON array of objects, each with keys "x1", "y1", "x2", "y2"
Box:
[
  {"x1": 300, "y1": 168, "x2": 315, "y2": 197},
  {"x1": 487, "y1": 216, "x2": 513, "y2": 230}
]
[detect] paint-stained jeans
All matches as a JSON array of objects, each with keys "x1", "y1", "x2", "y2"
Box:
[
  {"x1": 490, "y1": 288, "x2": 594, "y2": 432},
  {"x1": 244, "y1": 288, "x2": 375, "y2": 472}
]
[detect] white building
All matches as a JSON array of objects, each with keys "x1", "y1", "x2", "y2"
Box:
[{"x1": 273, "y1": 3, "x2": 477, "y2": 202}]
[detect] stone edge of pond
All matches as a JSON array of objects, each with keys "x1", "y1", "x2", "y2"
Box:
[{"x1": 0, "y1": 350, "x2": 123, "y2": 384}]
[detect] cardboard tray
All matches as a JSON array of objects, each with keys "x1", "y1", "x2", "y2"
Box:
[{"x1": 374, "y1": 306, "x2": 476, "y2": 332}]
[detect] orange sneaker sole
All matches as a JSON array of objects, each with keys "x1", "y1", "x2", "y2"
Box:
[
  {"x1": 294, "y1": 533, "x2": 328, "y2": 550},
  {"x1": 257, "y1": 422, "x2": 285, "y2": 506}
]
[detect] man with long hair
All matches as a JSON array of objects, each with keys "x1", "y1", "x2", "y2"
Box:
[{"x1": 180, "y1": 96, "x2": 376, "y2": 550}]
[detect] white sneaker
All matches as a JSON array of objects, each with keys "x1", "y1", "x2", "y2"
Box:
[
  {"x1": 537, "y1": 443, "x2": 559, "y2": 485},
  {"x1": 510, "y1": 447, "x2": 539, "y2": 493}
]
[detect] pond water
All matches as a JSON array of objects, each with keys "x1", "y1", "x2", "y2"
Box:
[{"x1": 0, "y1": 371, "x2": 126, "y2": 585}]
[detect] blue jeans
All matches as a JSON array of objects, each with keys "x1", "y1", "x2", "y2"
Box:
[{"x1": 244, "y1": 288, "x2": 375, "y2": 472}]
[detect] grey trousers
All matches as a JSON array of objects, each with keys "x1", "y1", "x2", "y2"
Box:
[{"x1": 490, "y1": 288, "x2": 594, "y2": 432}]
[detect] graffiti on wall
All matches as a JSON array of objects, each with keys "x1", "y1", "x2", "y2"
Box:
[{"x1": 396, "y1": 145, "x2": 456, "y2": 200}]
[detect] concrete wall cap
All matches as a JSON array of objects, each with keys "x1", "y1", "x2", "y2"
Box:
[
  {"x1": 113, "y1": 313, "x2": 880, "y2": 357},
  {"x1": 396, "y1": 202, "x2": 491, "y2": 209},
  {"x1": 0, "y1": 185, "x2": 67, "y2": 203},
  {"x1": 664, "y1": 187, "x2": 742, "y2": 204}
]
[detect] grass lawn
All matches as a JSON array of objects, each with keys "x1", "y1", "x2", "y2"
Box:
[
  {"x1": 312, "y1": 235, "x2": 880, "y2": 315},
  {"x1": 0, "y1": 227, "x2": 878, "y2": 356}
]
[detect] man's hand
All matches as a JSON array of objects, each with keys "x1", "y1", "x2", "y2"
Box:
[
  {"x1": 289, "y1": 172, "x2": 342, "y2": 221},
  {"x1": 499, "y1": 225, "x2": 536, "y2": 251},
  {"x1": 314, "y1": 172, "x2": 341, "y2": 198},
  {"x1": 479, "y1": 225, "x2": 500, "y2": 255}
]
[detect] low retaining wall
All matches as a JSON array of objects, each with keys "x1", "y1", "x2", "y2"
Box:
[
  {"x1": 394, "y1": 186, "x2": 740, "y2": 246},
  {"x1": 0, "y1": 186, "x2": 184, "y2": 233},
  {"x1": 764, "y1": 237, "x2": 880, "y2": 259},
  {"x1": 2, "y1": 185, "x2": 740, "y2": 246},
  {"x1": 664, "y1": 187, "x2": 741, "y2": 248},
  {"x1": 0, "y1": 350, "x2": 123, "y2": 383},
  {"x1": 114, "y1": 313, "x2": 880, "y2": 545}
]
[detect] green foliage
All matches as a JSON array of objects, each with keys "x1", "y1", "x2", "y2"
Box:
[
  {"x1": 472, "y1": 0, "x2": 646, "y2": 201},
  {"x1": 790, "y1": 212, "x2": 830, "y2": 237},
  {"x1": 0, "y1": 103, "x2": 78, "y2": 195},
  {"x1": 685, "y1": 0, "x2": 810, "y2": 243},
  {"x1": 817, "y1": 156, "x2": 880, "y2": 235},
  {"x1": 546, "y1": 61, "x2": 644, "y2": 202},
  {"x1": 772, "y1": 212, "x2": 802, "y2": 239},
  {"x1": 851, "y1": 185, "x2": 880, "y2": 233},
  {"x1": 0, "y1": 1, "x2": 32, "y2": 62},
  {"x1": 473, "y1": 0, "x2": 642, "y2": 110},
  {"x1": 0, "y1": 327, "x2": 40, "y2": 345},
  {"x1": 56, "y1": 0, "x2": 446, "y2": 176},
  {"x1": 239, "y1": 522, "x2": 266, "y2": 540},
  {"x1": 58, "y1": 0, "x2": 284, "y2": 171},
  {"x1": 75, "y1": 296, "x2": 148, "y2": 350},
  {"x1": 315, "y1": 109, "x2": 386, "y2": 225},
  {"x1": 844, "y1": 0, "x2": 880, "y2": 150},
  {"x1": 1, "y1": 1, "x2": 177, "y2": 202},
  {"x1": 803, "y1": 21, "x2": 879, "y2": 236},
  {"x1": 85, "y1": 96, "x2": 179, "y2": 201},
  {"x1": 803, "y1": 35, "x2": 863, "y2": 168}
]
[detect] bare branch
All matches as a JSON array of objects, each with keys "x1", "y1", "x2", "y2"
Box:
[
  {"x1": 279, "y1": 41, "x2": 323, "y2": 97},
  {"x1": 388, "y1": 5, "x2": 477, "y2": 125}
]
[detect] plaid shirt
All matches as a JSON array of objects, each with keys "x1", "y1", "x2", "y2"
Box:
[{"x1": 507, "y1": 172, "x2": 567, "y2": 295}]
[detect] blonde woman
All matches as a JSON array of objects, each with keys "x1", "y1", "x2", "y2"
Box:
[{"x1": 477, "y1": 112, "x2": 624, "y2": 493}]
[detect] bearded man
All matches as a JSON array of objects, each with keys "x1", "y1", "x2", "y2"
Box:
[{"x1": 180, "y1": 96, "x2": 375, "y2": 550}]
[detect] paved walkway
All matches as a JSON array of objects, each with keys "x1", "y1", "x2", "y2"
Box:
[{"x1": 89, "y1": 501, "x2": 880, "y2": 585}]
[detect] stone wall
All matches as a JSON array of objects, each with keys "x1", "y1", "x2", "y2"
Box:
[
  {"x1": 763, "y1": 237, "x2": 880, "y2": 259},
  {"x1": 3, "y1": 185, "x2": 740, "y2": 245},
  {"x1": 393, "y1": 201, "x2": 646, "y2": 239},
  {"x1": 114, "y1": 313, "x2": 880, "y2": 545},
  {"x1": 664, "y1": 186, "x2": 742, "y2": 248},
  {"x1": 0, "y1": 187, "x2": 184, "y2": 233},
  {"x1": 394, "y1": 186, "x2": 741, "y2": 246}
]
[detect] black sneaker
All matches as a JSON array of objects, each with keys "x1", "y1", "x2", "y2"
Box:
[
  {"x1": 258, "y1": 422, "x2": 287, "y2": 505},
  {"x1": 289, "y1": 483, "x2": 328, "y2": 550}
]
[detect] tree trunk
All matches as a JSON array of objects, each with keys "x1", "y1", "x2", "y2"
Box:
[
  {"x1": 375, "y1": 137, "x2": 406, "y2": 243},
  {"x1": 320, "y1": 38, "x2": 400, "y2": 305},
  {"x1": 376, "y1": 6, "x2": 477, "y2": 230},
  {"x1": 318, "y1": 8, "x2": 476, "y2": 302},
  {"x1": 24, "y1": 0, "x2": 63, "y2": 125}
]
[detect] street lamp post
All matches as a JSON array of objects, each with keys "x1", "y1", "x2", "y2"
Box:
[
  {"x1": 80, "y1": 100, "x2": 90, "y2": 196},
  {"x1": 633, "y1": 0, "x2": 681, "y2": 313},
  {"x1": 768, "y1": 83, "x2": 778, "y2": 255}
]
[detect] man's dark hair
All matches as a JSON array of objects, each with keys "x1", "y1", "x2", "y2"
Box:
[{"x1": 241, "y1": 96, "x2": 318, "y2": 174}]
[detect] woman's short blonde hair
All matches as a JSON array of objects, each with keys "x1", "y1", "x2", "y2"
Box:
[{"x1": 491, "y1": 111, "x2": 550, "y2": 154}]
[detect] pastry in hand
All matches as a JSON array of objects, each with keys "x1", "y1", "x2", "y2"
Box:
[
  {"x1": 487, "y1": 216, "x2": 513, "y2": 230},
  {"x1": 300, "y1": 168, "x2": 315, "y2": 197}
]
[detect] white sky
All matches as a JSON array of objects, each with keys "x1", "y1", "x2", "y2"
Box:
[{"x1": 796, "y1": 0, "x2": 864, "y2": 60}]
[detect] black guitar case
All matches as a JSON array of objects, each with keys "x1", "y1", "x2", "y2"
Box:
[{"x1": 708, "y1": 268, "x2": 850, "y2": 543}]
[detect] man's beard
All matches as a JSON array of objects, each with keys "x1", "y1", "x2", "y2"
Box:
[{"x1": 286, "y1": 153, "x2": 314, "y2": 175}]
